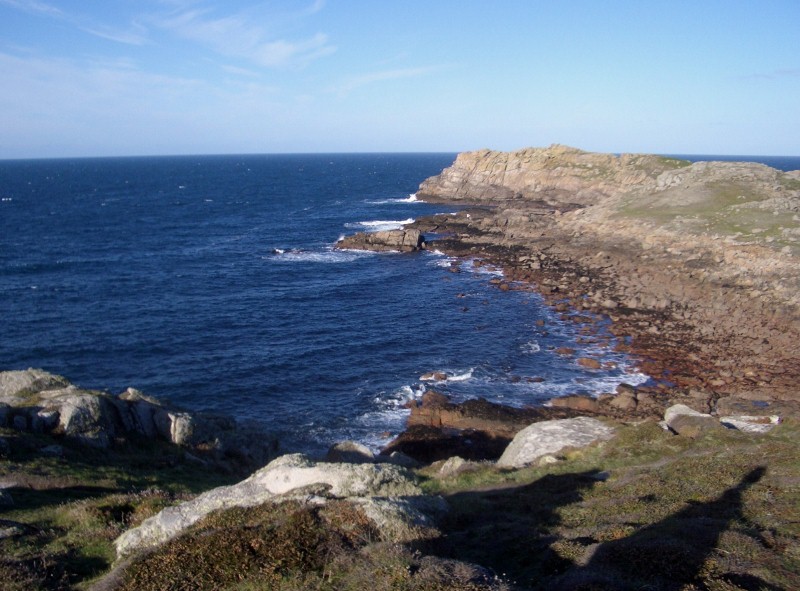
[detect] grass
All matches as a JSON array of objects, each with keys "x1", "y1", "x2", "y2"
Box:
[
  {"x1": 0, "y1": 428, "x2": 240, "y2": 590},
  {"x1": 3, "y1": 419, "x2": 799, "y2": 590},
  {"x1": 417, "y1": 420, "x2": 800, "y2": 590}
]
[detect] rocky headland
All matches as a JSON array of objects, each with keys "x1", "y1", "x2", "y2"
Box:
[{"x1": 387, "y1": 145, "x2": 799, "y2": 414}]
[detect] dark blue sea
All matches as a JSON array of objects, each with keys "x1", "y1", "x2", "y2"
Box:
[{"x1": 1, "y1": 153, "x2": 796, "y2": 452}]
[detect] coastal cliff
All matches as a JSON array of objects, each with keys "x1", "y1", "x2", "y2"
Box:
[{"x1": 413, "y1": 145, "x2": 800, "y2": 405}]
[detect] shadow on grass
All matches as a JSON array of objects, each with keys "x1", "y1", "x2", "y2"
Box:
[
  {"x1": 423, "y1": 470, "x2": 601, "y2": 587},
  {"x1": 426, "y1": 466, "x2": 781, "y2": 590},
  {"x1": 556, "y1": 465, "x2": 781, "y2": 591}
]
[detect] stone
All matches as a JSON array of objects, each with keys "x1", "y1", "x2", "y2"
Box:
[
  {"x1": 420, "y1": 371, "x2": 448, "y2": 382},
  {"x1": 719, "y1": 415, "x2": 781, "y2": 434},
  {"x1": 115, "y1": 453, "x2": 430, "y2": 558},
  {"x1": 0, "y1": 436, "x2": 9, "y2": 457},
  {"x1": 437, "y1": 456, "x2": 468, "y2": 477},
  {"x1": 12, "y1": 415, "x2": 27, "y2": 431},
  {"x1": 47, "y1": 390, "x2": 117, "y2": 448},
  {"x1": 0, "y1": 403, "x2": 9, "y2": 427},
  {"x1": 576, "y1": 357, "x2": 602, "y2": 370},
  {"x1": 0, "y1": 368, "x2": 70, "y2": 402},
  {"x1": 497, "y1": 417, "x2": 616, "y2": 468},
  {"x1": 549, "y1": 395, "x2": 600, "y2": 413},
  {"x1": 326, "y1": 441, "x2": 375, "y2": 463},
  {"x1": 664, "y1": 404, "x2": 722, "y2": 438}
]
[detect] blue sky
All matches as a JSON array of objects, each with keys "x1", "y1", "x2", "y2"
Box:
[{"x1": 1, "y1": 0, "x2": 798, "y2": 158}]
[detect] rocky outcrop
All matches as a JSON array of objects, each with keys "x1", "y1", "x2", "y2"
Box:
[
  {"x1": 336, "y1": 228, "x2": 426, "y2": 252},
  {"x1": 115, "y1": 453, "x2": 445, "y2": 558},
  {"x1": 664, "y1": 403, "x2": 780, "y2": 437},
  {"x1": 497, "y1": 417, "x2": 616, "y2": 468},
  {"x1": 411, "y1": 145, "x2": 800, "y2": 406},
  {"x1": 0, "y1": 369, "x2": 278, "y2": 467},
  {"x1": 382, "y1": 391, "x2": 583, "y2": 462}
]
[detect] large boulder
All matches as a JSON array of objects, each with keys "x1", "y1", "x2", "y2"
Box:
[
  {"x1": 663, "y1": 404, "x2": 724, "y2": 438},
  {"x1": 497, "y1": 417, "x2": 616, "y2": 468},
  {"x1": 115, "y1": 453, "x2": 436, "y2": 558}
]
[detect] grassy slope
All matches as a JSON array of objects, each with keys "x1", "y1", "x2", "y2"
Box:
[{"x1": 2, "y1": 419, "x2": 799, "y2": 590}]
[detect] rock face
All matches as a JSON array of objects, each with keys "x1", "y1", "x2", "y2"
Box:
[
  {"x1": 115, "y1": 453, "x2": 444, "y2": 558},
  {"x1": 0, "y1": 369, "x2": 278, "y2": 467},
  {"x1": 336, "y1": 228, "x2": 426, "y2": 252},
  {"x1": 497, "y1": 417, "x2": 616, "y2": 468}
]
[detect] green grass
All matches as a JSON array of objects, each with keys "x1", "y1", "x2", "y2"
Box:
[
  {"x1": 3, "y1": 419, "x2": 799, "y2": 590},
  {"x1": 0, "y1": 429, "x2": 240, "y2": 590},
  {"x1": 417, "y1": 419, "x2": 800, "y2": 590}
]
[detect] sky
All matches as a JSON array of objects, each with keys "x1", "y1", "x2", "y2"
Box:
[{"x1": 1, "y1": 0, "x2": 799, "y2": 159}]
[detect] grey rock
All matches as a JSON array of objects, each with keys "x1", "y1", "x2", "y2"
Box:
[
  {"x1": 326, "y1": 441, "x2": 375, "y2": 463},
  {"x1": 0, "y1": 368, "x2": 70, "y2": 402},
  {"x1": 719, "y1": 415, "x2": 781, "y2": 434},
  {"x1": 380, "y1": 451, "x2": 421, "y2": 468},
  {"x1": 498, "y1": 417, "x2": 616, "y2": 468},
  {"x1": 664, "y1": 404, "x2": 723, "y2": 438},
  {"x1": 115, "y1": 453, "x2": 429, "y2": 558}
]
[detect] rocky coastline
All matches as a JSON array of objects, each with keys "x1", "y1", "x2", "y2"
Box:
[
  {"x1": 3, "y1": 146, "x2": 800, "y2": 590},
  {"x1": 335, "y1": 145, "x2": 800, "y2": 461}
]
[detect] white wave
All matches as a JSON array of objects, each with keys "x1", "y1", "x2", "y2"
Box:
[
  {"x1": 266, "y1": 247, "x2": 374, "y2": 264},
  {"x1": 344, "y1": 218, "x2": 415, "y2": 232},
  {"x1": 522, "y1": 341, "x2": 541, "y2": 354},
  {"x1": 365, "y1": 193, "x2": 419, "y2": 205},
  {"x1": 1, "y1": 197, "x2": 12, "y2": 202},
  {"x1": 448, "y1": 368, "x2": 474, "y2": 382}
]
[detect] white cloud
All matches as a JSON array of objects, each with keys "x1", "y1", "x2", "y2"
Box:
[{"x1": 153, "y1": 5, "x2": 335, "y2": 69}]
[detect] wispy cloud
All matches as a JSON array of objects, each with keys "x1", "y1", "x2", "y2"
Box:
[
  {"x1": 153, "y1": 4, "x2": 335, "y2": 69},
  {"x1": 331, "y1": 66, "x2": 441, "y2": 97},
  {"x1": 0, "y1": 0, "x2": 62, "y2": 18},
  {"x1": 0, "y1": 0, "x2": 149, "y2": 45}
]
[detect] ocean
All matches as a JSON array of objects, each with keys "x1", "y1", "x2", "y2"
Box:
[{"x1": 1, "y1": 153, "x2": 797, "y2": 453}]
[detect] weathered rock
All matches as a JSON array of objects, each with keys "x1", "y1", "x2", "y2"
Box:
[
  {"x1": 326, "y1": 441, "x2": 375, "y2": 463},
  {"x1": 0, "y1": 436, "x2": 9, "y2": 457},
  {"x1": 115, "y1": 453, "x2": 432, "y2": 558},
  {"x1": 40, "y1": 444, "x2": 64, "y2": 457},
  {"x1": 576, "y1": 357, "x2": 602, "y2": 370},
  {"x1": 719, "y1": 415, "x2": 781, "y2": 433},
  {"x1": 664, "y1": 404, "x2": 723, "y2": 438},
  {"x1": 0, "y1": 368, "x2": 70, "y2": 402},
  {"x1": 549, "y1": 395, "x2": 601, "y2": 413},
  {"x1": 420, "y1": 371, "x2": 448, "y2": 382},
  {"x1": 497, "y1": 417, "x2": 616, "y2": 468},
  {"x1": 0, "y1": 369, "x2": 279, "y2": 469},
  {"x1": 336, "y1": 228, "x2": 426, "y2": 252}
]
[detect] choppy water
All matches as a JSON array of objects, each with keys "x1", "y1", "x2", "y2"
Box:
[{"x1": 3, "y1": 152, "x2": 794, "y2": 452}]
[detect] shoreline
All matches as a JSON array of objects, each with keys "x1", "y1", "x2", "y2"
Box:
[{"x1": 348, "y1": 146, "x2": 800, "y2": 456}]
